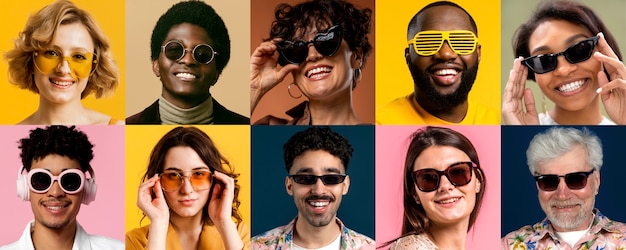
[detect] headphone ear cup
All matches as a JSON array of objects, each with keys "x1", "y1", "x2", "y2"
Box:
[
  {"x1": 82, "y1": 178, "x2": 97, "y2": 205},
  {"x1": 16, "y1": 172, "x2": 29, "y2": 201}
]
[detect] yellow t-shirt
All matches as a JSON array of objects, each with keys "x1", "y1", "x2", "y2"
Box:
[{"x1": 377, "y1": 94, "x2": 500, "y2": 125}]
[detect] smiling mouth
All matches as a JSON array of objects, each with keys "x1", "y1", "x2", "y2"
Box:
[
  {"x1": 306, "y1": 67, "x2": 332, "y2": 79},
  {"x1": 50, "y1": 79, "x2": 74, "y2": 87},
  {"x1": 175, "y1": 72, "x2": 198, "y2": 80},
  {"x1": 432, "y1": 69, "x2": 460, "y2": 76},
  {"x1": 557, "y1": 79, "x2": 585, "y2": 93},
  {"x1": 435, "y1": 197, "x2": 460, "y2": 204}
]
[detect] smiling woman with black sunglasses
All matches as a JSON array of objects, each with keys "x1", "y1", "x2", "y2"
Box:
[
  {"x1": 380, "y1": 126, "x2": 487, "y2": 250},
  {"x1": 503, "y1": 0, "x2": 626, "y2": 125},
  {"x1": 250, "y1": 0, "x2": 372, "y2": 125}
]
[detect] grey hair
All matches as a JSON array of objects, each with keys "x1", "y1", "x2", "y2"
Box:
[{"x1": 526, "y1": 127, "x2": 602, "y2": 174}]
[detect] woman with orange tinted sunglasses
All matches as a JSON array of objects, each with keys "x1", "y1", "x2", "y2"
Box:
[{"x1": 4, "y1": 0, "x2": 120, "y2": 125}]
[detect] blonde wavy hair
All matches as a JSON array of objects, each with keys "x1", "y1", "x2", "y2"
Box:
[{"x1": 4, "y1": 0, "x2": 118, "y2": 99}]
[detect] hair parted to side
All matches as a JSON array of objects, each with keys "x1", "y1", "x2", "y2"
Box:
[
  {"x1": 4, "y1": 0, "x2": 118, "y2": 99},
  {"x1": 513, "y1": 0, "x2": 622, "y2": 81},
  {"x1": 526, "y1": 127, "x2": 602, "y2": 174},
  {"x1": 150, "y1": 0, "x2": 230, "y2": 74},
  {"x1": 407, "y1": 1, "x2": 478, "y2": 40},
  {"x1": 19, "y1": 125, "x2": 94, "y2": 173},
  {"x1": 141, "y1": 126, "x2": 242, "y2": 226},
  {"x1": 267, "y1": 0, "x2": 372, "y2": 65},
  {"x1": 283, "y1": 126, "x2": 353, "y2": 173},
  {"x1": 381, "y1": 126, "x2": 486, "y2": 248}
]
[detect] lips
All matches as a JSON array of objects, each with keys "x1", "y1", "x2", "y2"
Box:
[
  {"x1": 556, "y1": 79, "x2": 586, "y2": 93},
  {"x1": 428, "y1": 64, "x2": 463, "y2": 86},
  {"x1": 42, "y1": 200, "x2": 71, "y2": 214},
  {"x1": 179, "y1": 199, "x2": 197, "y2": 206},
  {"x1": 305, "y1": 66, "x2": 332, "y2": 79},
  {"x1": 435, "y1": 197, "x2": 461, "y2": 204},
  {"x1": 174, "y1": 72, "x2": 199, "y2": 81},
  {"x1": 49, "y1": 78, "x2": 75, "y2": 88}
]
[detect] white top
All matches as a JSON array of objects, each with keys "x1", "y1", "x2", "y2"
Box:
[
  {"x1": 293, "y1": 234, "x2": 341, "y2": 250},
  {"x1": 539, "y1": 113, "x2": 616, "y2": 125},
  {"x1": 0, "y1": 220, "x2": 124, "y2": 250}
]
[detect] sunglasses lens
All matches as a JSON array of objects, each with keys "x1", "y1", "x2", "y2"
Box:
[
  {"x1": 189, "y1": 170, "x2": 212, "y2": 191},
  {"x1": 34, "y1": 50, "x2": 95, "y2": 78},
  {"x1": 564, "y1": 173, "x2": 588, "y2": 190},
  {"x1": 193, "y1": 45, "x2": 215, "y2": 64},
  {"x1": 278, "y1": 41, "x2": 309, "y2": 65},
  {"x1": 30, "y1": 172, "x2": 52, "y2": 192},
  {"x1": 321, "y1": 175, "x2": 346, "y2": 185},
  {"x1": 415, "y1": 170, "x2": 439, "y2": 192},
  {"x1": 292, "y1": 175, "x2": 316, "y2": 185},
  {"x1": 565, "y1": 39, "x2": 595, "y2": 64},
  {"x1": 60, "y1": 172, "x2": 83, "y2": 193},
  {"x1": 313, "y1": 29, "x2": 342, "y2": 57},
  {"x1": 447, "y1": 163, "x2": 472, "y2": 186},
  {"x1": 164, "y1": 42, "x2": 184, "y2": 61},
  {"x1": 448, "y1": 31, "x2": 477, "y2": 55},
  {"x1": 536, "y1": 175, "x2": 559, "y2": 191},
  {"x1": 160, "y1": 172, "x2": 182, "y2": 191},
  {"x1": 412, "y1": 33, "x2": 443, "y2": 56},
  {"x1": 524, "y1": 55, "x2": 557, "y2": 74}
]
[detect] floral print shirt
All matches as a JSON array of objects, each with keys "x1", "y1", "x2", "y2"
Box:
[
  {"x1": 251, "y1": 217, "x2": 375, "y2": 250},
  {"x1": 501, "y1": 209, "x2": 626, "y2": 250}
]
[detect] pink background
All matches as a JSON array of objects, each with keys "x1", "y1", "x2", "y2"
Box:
[
  {"x1": 0, "y1": 125, "x2": 125, "y2": 244},
  {"x1": 375, "y1": 126, "x2": 501, "y2": 249}
]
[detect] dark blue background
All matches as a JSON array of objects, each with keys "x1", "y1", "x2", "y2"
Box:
[
  {"x1": 251, "y1": 126, "x2": 375, "y2": 239},
  {"x1": 501, "y1": 126, "x2": 626, "y2": 237}
]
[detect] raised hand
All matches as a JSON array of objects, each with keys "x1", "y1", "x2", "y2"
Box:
[
  {"x1": 208, "y1": 171, "x2": 244, "y2": 250},
  {"x1": 250, "y1": 39, "x2": 299, "y2": 112},
  {"x1": 593, "y1": 32, "x2": 626, "y2": 125},
  {"x1": 136, "y1": 174, "x2": 169, "y2": 223},
  {"x1": 502, "y1": 56, "x2": 540, "y2": 125}
]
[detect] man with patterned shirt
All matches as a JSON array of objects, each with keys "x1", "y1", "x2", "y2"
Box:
[
  {"x1": 502, "y1": 127, "x2": 626, "y2": 249},
  {"x1": 251, "y1": 127, "x2": 374, "y2": 250}
]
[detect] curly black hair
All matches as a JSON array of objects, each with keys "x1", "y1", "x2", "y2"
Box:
[
  {"x1": 150, "y1": 0, "x2": 230, "y2": 73},
  {"x1": 407, "y1": 1, "x2": 478, "y2": 38},
  {"x1": 267, "y1": 0, "x2": 372, "y2": 64},
  {"x1": 19, "y1": 126, "x2": 94, "y2": 172},
  {"x1": 283, "y1": 126, "x2": 353, "y2": 173}
]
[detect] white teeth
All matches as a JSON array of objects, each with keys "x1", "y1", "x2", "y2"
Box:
[
  {"x1": 306, "y1": 67, "x2": 332, "y2": 78},
  {"x1": 309, "y1": 201, "x2": 329, "y2": 207},
  {"x1": 175, "y1": 72, "x2": 197, "y2": 79},
  {"x1": 433, "y1": 69, "x2": 458, "y2": 76},
  {"x1": 46, "y1": 206, "x2": 63, "y2": 211},
  {"x1": 437, "y1": 198, "x2": 460, "y2": 204},
  {"x1": 558, "y1": 80, "x2": 584, "y2": 92},
  {"x1": 51, "y1": 80, "x2": 73, "y2": 86}
]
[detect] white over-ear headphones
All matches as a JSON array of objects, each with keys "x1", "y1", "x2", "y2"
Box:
[{"x1": 16, "y1": 165, "x2": 97, "y2": 205}]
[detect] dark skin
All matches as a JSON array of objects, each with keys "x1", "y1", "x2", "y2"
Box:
[
  {"x1": 153, "y1": 23, "x2": 219, "y2": 109},
  {"x1": 406, "y1": 6, "x2": 481, "y2": 122}
]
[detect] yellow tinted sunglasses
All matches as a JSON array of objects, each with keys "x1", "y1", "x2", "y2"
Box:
[
  {"x1": 408, "y1": 30, "x2": 478, "y2": 56},
  {"x1": 33, "y1": 50, "x2": 97, "y2": 78}
]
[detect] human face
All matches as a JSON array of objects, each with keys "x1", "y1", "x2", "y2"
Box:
[
  {"x1": 413, "y1": 146, "x2": 479, "y2": 227},
  {"x1": 536, "y1": 145, "x2": 598, "y2": 231},
  {"x1": 29, "y1": 154, "x2": 83, "y2": 230},
  {"x1": 286, "y1": 150, "x2": 350, "y2": 228},
  {"x1": 290, "y1": 25, "x2": 361, "y2": 102},
  {"x1": 33, "y1": 22, "x2": 93, "y2": 105},
  {"x1": 161, "y1": 146, "x2": 211, "y2": 218},
  {"x1": 528, "y1": 20, "x2": 602, "y2": 113},
  {"x1": 154, "y1": 23, "x2": 218, "y2": 108},
  {"x1": 407, "y1": 6, "x2": 480, "y2": 110}
]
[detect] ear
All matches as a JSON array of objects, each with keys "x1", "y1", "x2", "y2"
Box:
[
  {"x1": 476, "y1": 43, "x2": 482, "y2": 63},
  {"x1": 593, "y1": 170, "x2": 600, "y2": 195},
  {"x1": 342, "y1": 175, "x2": 350, "y2": 195},
  {"x1": 285, "y1": 176, "x2": 294, "y2": 196},
  {"x1": 475, "y1": 179, "x2": 481, "y2": 193},
  {"x1": 350, "y1": 48, "x2": 363, "y2": 70},
  {"x1": 404, "y1": 47, "x2": 411, "y2": 65},
  {"x1": 152, "y1": 60, "x2": 160, "y2": 78}
]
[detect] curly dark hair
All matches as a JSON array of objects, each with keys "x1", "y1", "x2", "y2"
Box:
[
  {"x1": 267, "y1": 0, "x2": 372, "y2": 65},
  {"x1": 19, "y1": 125, "x2": 94, "y2": 172},
  {"x1": 141, "y1": 126, "x2": 243, "y2": 226},
  {"x1": 150, "y1": 0, "x2": 230, "y2": 73},
  {"x1": 283, "y1": 126, "x2": 353, "y2": 173},
  {"x1": 407, "y1": 1, "x2": 478, "y2": 38},
  {"x1": 513, "y1": 0, "x2": 622, "y2": 81}
]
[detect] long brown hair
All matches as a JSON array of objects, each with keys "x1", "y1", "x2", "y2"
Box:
[{"x1": 141, "y1": 126, "x2": 243, "y2": 226}]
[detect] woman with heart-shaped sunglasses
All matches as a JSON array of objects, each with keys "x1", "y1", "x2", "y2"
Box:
[
  {"x1": 502, "y1": 0, "x2": 626, "y2": 125},
  {"x1": 250, "y1": 0, "x2": 373, "y2": 125}
]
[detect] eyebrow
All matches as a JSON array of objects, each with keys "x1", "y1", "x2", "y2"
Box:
[
  {"x1": 47, "y1": 45, "x2": 92, "y2": 54},
  {"x1": 530, "y1": 34, "x2": 589, "y2": 55},
  {"x1": 294, "y1": 167, "x2": 343, "y2": 175},
  {"x1": 163, "y1": 166, "x2": 210, "y2": 172}
]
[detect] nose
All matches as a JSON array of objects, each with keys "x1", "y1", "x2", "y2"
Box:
[
  {"x1": 48, "y1": 180, "x2": 66, "y2": 197},
  {"x1": 56, "y1": 59, "x2": 71, "y2": 75},
  {"x1": 554, "y1": 177, "x2": 572, "y2": 199},
  {"x1": 433, "y1": 41, "x2": 458, "y2": 61},
  {"x1": 437, "y1": 174, "x2": 455, "y2": 192},
  {"x1": 553, "y1": 55, "x2": 576, "y2": 77},
  {"x1": 305, "y1": 44, "x2": 323, "y2": 63},
  {"x1": 179, "y1": 176, "x2": 194, "y2": 194},
  {"x1": 310, "y1": 177, "x2": 326, "y2": 194},
  {"x1": 178, "y1": 48, "x2": 197, "y2": 66}
]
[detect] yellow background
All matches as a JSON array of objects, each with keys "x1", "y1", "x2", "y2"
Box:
[
  {"x1": 125, "y1": 125, "x2": 251, "y2": 233},
  {"x1": 375, "y1": 0, "x2": 501, "y2": 115},
  {"x1": 0, "y1": 0, "x2": 126, "y2": 124}
]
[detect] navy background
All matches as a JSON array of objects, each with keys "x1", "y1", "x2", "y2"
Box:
[
  {"x1": 501, "y1": 126, "x2": 626, "y2": 237},
  {"x1": 251, "y1": 125, "x2": 375, "y2": 239}
]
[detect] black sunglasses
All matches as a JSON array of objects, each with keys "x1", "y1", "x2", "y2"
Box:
[
  {"x1": 276, "y1": 25, "x2": 343, "y2": 66},
  {"x1": 161, "y1": 40, "x2": 218, "y2": 64},
  {"x1": 412, "y1": 162, "x2": 477, "y2": 192},
  {"x1": 534, "y1": 169, "x2": 595, "y2": 191},
  {"x1": 522, "y1": 36, "x2": 599, "y2": 74},
  {"x1": 289, "y1": 174, "x2": 347, "y2": 185}
]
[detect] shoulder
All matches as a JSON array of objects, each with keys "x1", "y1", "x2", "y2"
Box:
[
  {"x1": 212, "y1": 99, "x2": 250, "y2": 124},
  {"x1": 251, "y1": 224, "x2": 290, "y2": 247},
  {"x1": 343, "y1": 227, "x2": 375, "y2": 248},
  {"x1": 87, "y1": 235, "x2": 124, "y2": 249},
  {"x1": 467, "y1": 101, "x2": 500, "y2": 124},
  {"x1": 126, "y1": 100, "x2": 160, "y2": 124},
  {"x1": 125, "y1": 225, "x2": 150, "y2": 248},
  {"x1": 377, "y1": 94, "x2": 421, "y2": 124},
  {"x1": 391, "y1": 234, "x2": 437, "y2": 250},
  {"x1": 501, "y1": 224, "x2": 538, "y2": 248}
]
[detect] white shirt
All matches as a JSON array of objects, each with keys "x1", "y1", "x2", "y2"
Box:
[
  {"x1": 0, "y1": 220, "x2": 124, "y2": 250},
  {"x1": 539, "y1": 113, "x2": 616, "y2": 125}
]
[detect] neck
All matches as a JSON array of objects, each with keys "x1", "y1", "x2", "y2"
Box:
[
  {"x1": 162, "y1": 91, "x2": 210, "y2": 109},
  {"x1": 293, "y1": 216, "x2": 341, "y2": 249},
  {"x1": 307, "y1": 90, "x2": 359, "y2": 125},
  {"x1": 414, "y1": 92, "x2": 468, "y2": 123},
  {"x1": 428, "y1": 220, "x2": 470, "y2": 250},
  {"x1": 31, "y1": 220, "x2": 77, "y2": 250},
  {"x1": 170, "y1": 211, "x2": 204, "y2": 236},
  {"x1": 28, "y1": 96, "x2": 89, "y2": 124},
  {"x1": 550, "y1": 98, "x2": 603, "y2": 125}
]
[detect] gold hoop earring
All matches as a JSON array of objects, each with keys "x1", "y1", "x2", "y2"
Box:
[{"x1": 288, "y1": 83, "x2": 302, "y2": 99}]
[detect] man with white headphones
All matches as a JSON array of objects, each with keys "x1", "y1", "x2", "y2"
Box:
[{"x1": 0, "y1": 126, "x2": 123, "y2": 250}]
